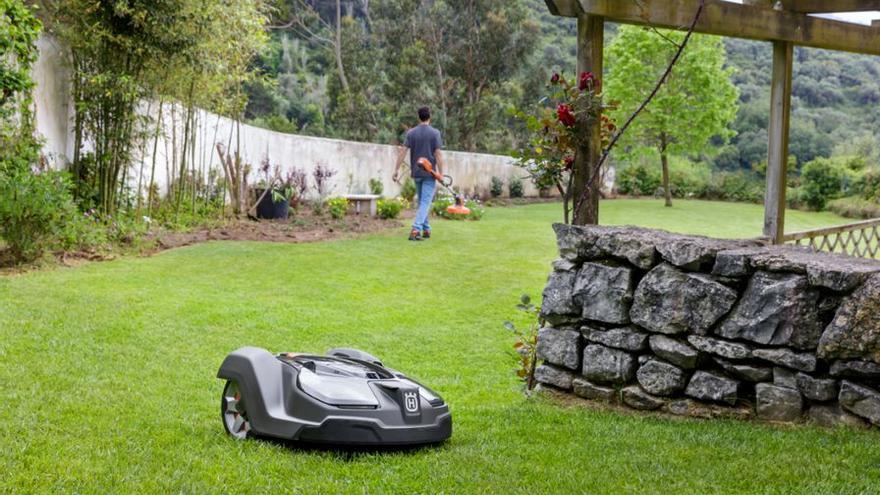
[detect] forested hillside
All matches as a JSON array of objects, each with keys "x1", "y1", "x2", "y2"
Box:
[{"x1": 248, "y1": 0, "x2": 880, "y2": 172}]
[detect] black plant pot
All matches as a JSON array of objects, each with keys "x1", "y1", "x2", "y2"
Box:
[{"x1": 255, "y1": 188, "x2": 290, "y2": 220}]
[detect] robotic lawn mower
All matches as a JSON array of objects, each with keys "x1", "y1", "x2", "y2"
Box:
[{"x1": 217, "y1": 347, "x2": 452, "y2": 446}]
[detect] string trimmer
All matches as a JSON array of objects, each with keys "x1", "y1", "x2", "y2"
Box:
[{"x1": 417, "y1": 157, "x2": 471, "y2": 216}]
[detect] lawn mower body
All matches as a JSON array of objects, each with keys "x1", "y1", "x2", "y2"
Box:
[{"x1": 217, "y1": 346, "x2": 452, "y2": 446}]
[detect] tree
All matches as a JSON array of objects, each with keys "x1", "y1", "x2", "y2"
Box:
[{"x1": 605, "y1": 26, "x2": 738, "y2": 207}]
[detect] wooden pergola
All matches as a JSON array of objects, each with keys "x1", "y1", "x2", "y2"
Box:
[{"x1": 546, "y1": 0, "x2": 880, "y2": 244}]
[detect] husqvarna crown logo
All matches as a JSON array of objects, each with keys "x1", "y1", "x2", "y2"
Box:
[{"x1": 404, "y1": 391, "x2": 419, "y2": 413}]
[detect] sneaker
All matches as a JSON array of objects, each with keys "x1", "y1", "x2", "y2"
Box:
[
  {"x1": 422, "y1": 229, "x2": 431, "y2": 239},
  {"x1": 408, "y1": 229, "x2": 422, "y2": 241}
]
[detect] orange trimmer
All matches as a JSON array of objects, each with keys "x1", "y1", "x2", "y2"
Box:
[{"x1": 417, "y1": 157, "x2": 471, "y2": 216}]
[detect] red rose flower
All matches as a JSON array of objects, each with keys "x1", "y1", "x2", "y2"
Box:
[
  {"x1": 556, "y1": 104, "x2": 576, "y2": 127},
  {"x1": 550, "y1": 73, "x2": 560, "y2": 84},
  {"x1": 563, "y1": 156, "x2": 575, "y2": 170},
  {"x1": 579, "y1": 71, "x2": 595, "y2": 91}
]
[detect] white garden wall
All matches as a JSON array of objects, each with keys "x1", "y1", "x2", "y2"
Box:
[{"x1": 31, "y1": 35, "x2": 539, "y2": 199}]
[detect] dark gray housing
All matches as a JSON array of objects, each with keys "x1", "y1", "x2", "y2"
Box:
[{"x1": 217, "y1": 346, "x2": 452, "y2": 445}]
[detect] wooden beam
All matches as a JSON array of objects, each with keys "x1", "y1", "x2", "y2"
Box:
[
  {"x1": 572, "y1": 14, "x2": 604, "y2": 225},
  {"x1": 787, "y1": 0, "x2": 880, "y2": 12},
  {"x1": 545, "y1": 0, "x2": 880, "y2": 56},
  {"x1": 764, "y1": 41, "x2": 793, "y2": 244}
]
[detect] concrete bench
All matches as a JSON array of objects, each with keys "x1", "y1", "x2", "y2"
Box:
[{"x1": 344, "y1": 194, "x2": 381, "y2": 216}]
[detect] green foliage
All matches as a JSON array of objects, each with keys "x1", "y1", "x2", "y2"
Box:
[
  {"x1": 800, "y1": 157, "x2": 847, "y2": 210},
  {"x1": 490, "y1": 176, "x2": 504, "y2": 198},
  {"x1": 400, "y1": 177, "x2": 416, "y2": 202},
  {"x1": 0, "y1": 171, "x2": 77, "y2": 262},
  {"x1": 511, "y1": 70, "x2": 610, "y2": 221},
  {"x1": 326, "y1": 197, "x2": 348, "y2": 219},
  {"x1": 52, "y1": 0, "x2": 269, "y2": 214},
  {"x1": 827, "y1": 196, "x2": 880, "y2": 220},
  {"x1": 503, "y1": 293, "x2": 542, "y2": 391},
  {"x1": 508, "y1": 177, "x2": 525, "y2": 198},
  {"x1": 617, "y1": 162, "x2": 661, "y2": 196},
  {"x1": 248, "y1": 0, "x2": 540, "y2": 153},
  {"x1": 605, "y1": 26, "x2": 738, "y2": 206},
  {"x1": 619, "y1": 159, "x2": 764, "y2": 204},
  {"x1": 0, "y1": 0, "x2": 41, "y2": 174},
  {"x1": 369, "y1": 178, "x2": 384, "y2": 196},
  {"x1": 701, "y1": 170, "x2": 764, "y2": 203},
  {"x1": 376, "y1": 197, "x2": 407, "y2": 219}
]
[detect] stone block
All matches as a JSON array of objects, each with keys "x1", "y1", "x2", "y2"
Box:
[
  {"x1": 584, "y1": 326, "x2": 648, "y2": 352},
  {"x1": 756, "y1": 383, "x2": 804, "y2": 422},
  {"x1": 631, "y1": 264, "x2": 738, "y2": 335},
  {"x1": 540, "y1": 270, "x2": 578, "y2": 324},
  {"x1": 536, "y1": 327, "x2": 581, "y2": 370},
  {"x1": 717, "y1": 272, "x2": 822, "y2": 350},
  {"x1": 795, "y1": 373, "x2": 839, "y2": 402},
  {"x1": 818, "y1": 273, "x2": 880, "y2": 364},
  {"x1": 829, "y1": 360, "x2": 880, "y2": 380},
  {"x1": 752, "y1": 348, "x2": 817, "y2": 373},
  {"x1": 839, "y1": 380, "x2": 880, "y2": 425},
  {"x1": 687, "y1": 335, "x2": 753, "y2": 360},
  {"x1": 636, "y1": 359, "x2": 688, "y2": 396},
  {"x1": 581, "y1": 344, "x2": 637, "y2": 385},
  {"x1": 650, "y1": 335, "x2": 700, "y2": 369},
  {"x1": 621, "y1": 386, "x2": 666, "y2": 410},
  {"x1": 573, "y1": 261, "x2": 636, "y2": 325},
  {"x1": 808, "y1": 404, "x2": 868, "y2": 429},
  {"x1": 572, "y1": 377, "x2": 617, "y2": 403},
  {"x1": 685, "y1": 371, "x2": 740, "y2": 405},
  {"x1": 534, "y1": 364, "x2": 575, "y2": 390},
  {"x1": 713, "y1": 357, "x2": 772, "y2": 382}
]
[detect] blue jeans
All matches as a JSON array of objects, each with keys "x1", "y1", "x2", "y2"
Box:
[{"x1": 412, "y1": 178, "x2": 436, "y2": 231}]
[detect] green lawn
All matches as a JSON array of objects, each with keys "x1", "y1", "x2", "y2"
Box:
[{"x1": 1, "y1": 200, "x2": 877, "y2": 494}]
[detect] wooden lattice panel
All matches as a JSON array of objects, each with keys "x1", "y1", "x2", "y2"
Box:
[{"x1": 783, "y1": 219, "x2": 880, "y2": 259}]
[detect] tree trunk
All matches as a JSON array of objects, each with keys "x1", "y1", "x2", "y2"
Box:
[
  {"x1": 660, "y1": 133, "x2": 672, "y2": 207},
  {"x1": 335, "y1": 0, "x2": 350, "y2": 92}
]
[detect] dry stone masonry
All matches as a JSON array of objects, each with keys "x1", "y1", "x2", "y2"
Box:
[{"x1": 536, "y1": 224, "x2": 880, "y2": 428}]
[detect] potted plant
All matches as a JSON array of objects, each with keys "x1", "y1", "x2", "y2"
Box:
[{"x1": 253, "y1": 159, "x2": 295, "y2": 220}]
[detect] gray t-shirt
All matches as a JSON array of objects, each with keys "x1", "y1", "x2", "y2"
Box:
[{"x1": 405, "y1": 124, "x2": 443, "y2": 179}]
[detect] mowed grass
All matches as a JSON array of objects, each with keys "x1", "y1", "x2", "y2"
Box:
[{"x1": 1, "y1": 199, "x2": 878, "y2": 494}]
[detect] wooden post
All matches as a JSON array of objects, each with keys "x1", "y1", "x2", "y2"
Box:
[
  {"x1": 572, "y1": 14, "x2": 604, "y2": 225},
  {"x1": 764, "y1": 40, "x2": 793, "y2": 244}
]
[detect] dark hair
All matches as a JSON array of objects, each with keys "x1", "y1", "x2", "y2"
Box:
[{"x1": 418, "y1": 107, "x2": 431, "y2": 122}]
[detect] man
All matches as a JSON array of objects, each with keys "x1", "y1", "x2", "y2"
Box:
[{"x1": 393, "y1": 106, "x2": 444, "y2": 241}]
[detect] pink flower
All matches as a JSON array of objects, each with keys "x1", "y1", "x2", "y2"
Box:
[
  {"x1": 556, "y1": 104, "x2": 576, "y2": 127},
  {"x1": 550, "y1": 73, "x2": 560, "y2": 84}
]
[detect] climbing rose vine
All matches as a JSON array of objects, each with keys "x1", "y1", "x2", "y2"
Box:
[{"x1": 512, "y1": 72, "x2": 615, "y2": 223}]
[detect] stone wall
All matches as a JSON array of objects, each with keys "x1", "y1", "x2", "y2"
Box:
[{"x1": 536, "y1": 224, "x2": 880, "y2": 428}]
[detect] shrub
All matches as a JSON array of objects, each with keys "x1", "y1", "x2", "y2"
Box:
[
  {"x1": 701, "y1": 170, "x2": 763, "y2": 203},
  {"x1": 617, "y1": 162, "x2": 661, "y2": 196},
  {"x1": 854, "y1": 168, "x2": 880, "y2": 201},
  {"x1": 377, "y1": 198, "x2": 407, "y2": 219},
  {"x1": 326, "y1": 197, "x2": 348, "y2": 219},
  {"x1": 801, "y1": 157, "x2": 845, "y2": 210},
  {"x1": 827, "y1": 196, "x2": 880, "y2": 219},
  {"x1": 369, "y1": 178, "x2": 384, "y2": 196},
  {"x1": 508, "y1": 177, "x2": 524, "y2": 198},
  {"x1": 490, "y1": 176, "x2": 504, "y2": 197},
  {"x1": 0, "y1": 170, "x2": 77, "y2": 262},
  {"x1": 400, "y1": 178, "x2": 416, "y2": 202}
]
